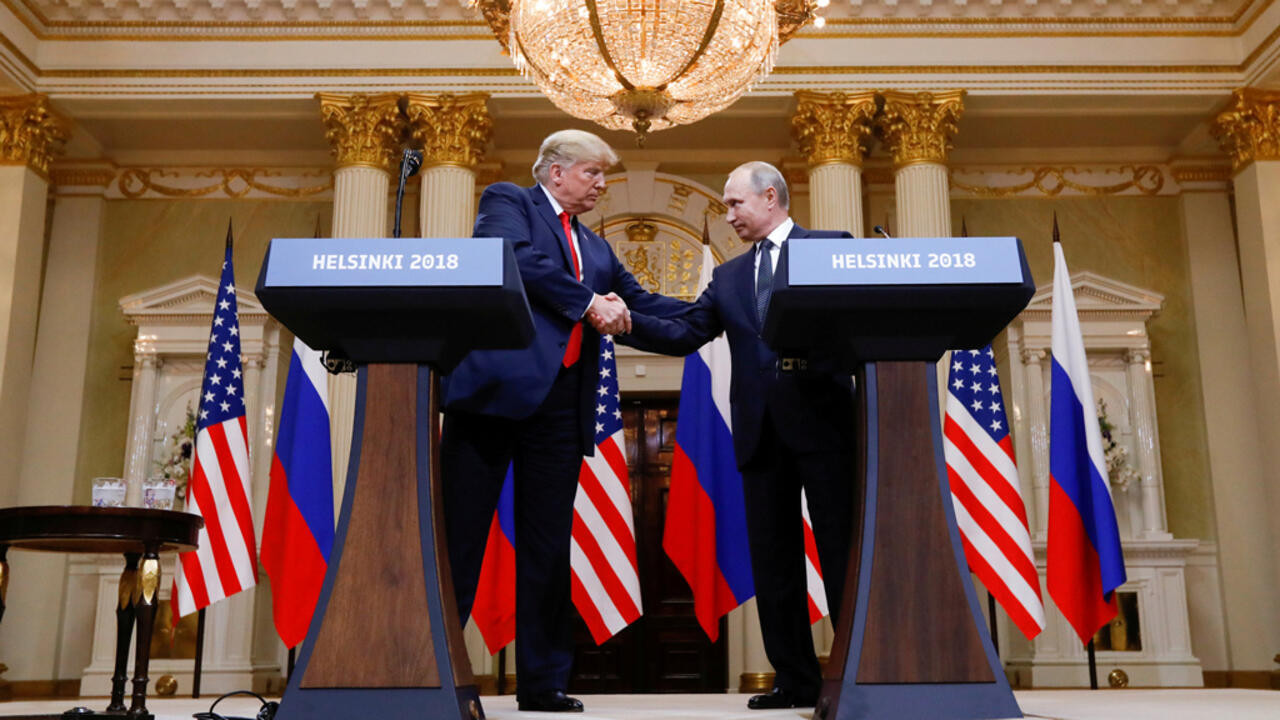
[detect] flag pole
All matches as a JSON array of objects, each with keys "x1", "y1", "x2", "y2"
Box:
[
  {"x1": 987, "y1": 592, "x2": 1000, "y2": 659},
  {"x1": 192, "y1": 607, "x2": 206, "y2": 698},
  {"x1": 497, "y1": 647, "x2": 508, "y2": 695},
  {"x1": 287, "y1": 646, "x2": 296, "y2": 683},
  {"x1": 1086, "y1": 638, "x2": 1099, "y2": 689}
]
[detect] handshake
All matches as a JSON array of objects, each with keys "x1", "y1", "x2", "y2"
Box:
[{"x1": 586, "y1": 292, "x2": 632, "y2": 336}]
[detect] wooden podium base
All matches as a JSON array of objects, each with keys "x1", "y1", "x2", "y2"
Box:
[
  {"x1": 277, "y1": 365, "x2": 483, "y2": 720},
  {"x1": 816, "y1": 362, "x2": 1021, "y2": 720}
]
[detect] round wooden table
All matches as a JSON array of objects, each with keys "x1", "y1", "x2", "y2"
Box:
[{"x1": 0, "y1": 506, "x2": 202, "y2": 720}]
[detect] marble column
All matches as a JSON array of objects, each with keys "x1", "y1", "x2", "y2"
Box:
[
  {"x1": 316, "y1": 93, "x2": 404, "y2": 508},
  {"x1": 876, "y1": 90, "x2": 965, "y2": 405},
  {"x1": 875, "y1": 90, "x2": 965, "y2": 238},
  {"x1": 1124, "y1": 347, "x2": 1168, "y2": 539},
  {"x1": 1207, "y1": 89, "x2": 1280, "y2": 674},
  {"x1": 4, "y1": 162, "x2": 109, "y2": 685},
  {"x1": 1020, "y1": 348, "x2": 1050, "y2": 538},
  {"x1": 790, "y1": 91, "x2": 877, "y2": 236},
  {"x1": 0, "y1": 95, "x2": 67, "y2": 512},
  {"x1": 404, "y1": 93, "x2": 492, "y2": 239}
]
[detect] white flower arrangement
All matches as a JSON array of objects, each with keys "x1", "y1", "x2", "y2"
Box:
[{"x1": 1097, "y1": 399, "x2": 1139, "y2": 492}]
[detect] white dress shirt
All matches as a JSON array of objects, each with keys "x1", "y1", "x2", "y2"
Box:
[{"x1": 540, "y1": 184, "x2": 595, "y2": 318}]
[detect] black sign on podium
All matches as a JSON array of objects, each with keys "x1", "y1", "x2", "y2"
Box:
[
  {"x1": 764, "y1": 237, "x2": 1035, "y2": 720},
  {"x1": 256, "y1": 236, "x2": 534, "y2": 720}
]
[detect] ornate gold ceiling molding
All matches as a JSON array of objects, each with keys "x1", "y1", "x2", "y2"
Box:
[
  {"x1": 0, "y1": 93, "x2": 68, "y2": 178},
  {"x1": 791, "y1": 91, "x2": 879, "y2": 168},
  {"x1": 404, "y1": 92, "x2": 492, "y2": 168},
  {"x1": 1210, "y1": 88, "x2": 1280, "y2": 170},
  {"x1": 949, "y1": 165, "x2": 1169, "y2": 197},
  {"x1": 49, "y1": 161, "x2": 116, "y2": 188},
  {"x1": 112, "y1": 167, "x2": 334, "y2": 199},
  {"x1": 875, "y1": 90, "x2": 965, "y2": 167},
  {"x1": 317, "y1": 92, "x2": 404, "y2": 172}
]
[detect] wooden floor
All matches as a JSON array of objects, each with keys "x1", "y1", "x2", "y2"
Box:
[{"x1": 1, "y1": 689, "x2": 1276, "y2": 720}]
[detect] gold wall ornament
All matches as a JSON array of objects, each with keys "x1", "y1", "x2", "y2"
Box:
[
  {"x1": 472, "y1": 0, "x2": 826, "y2": 139},
  {"x1": 1108, "y1": 668, "x2": 1130, "y2": 688},
  {"x1": 875, "y1": 90, "x2": 965, "y2": 168},
  {"x1": 665, "y1": 239, "x2": 698, "y2": 299},
  {"x1": 404, "y1": 92, "x2": 492, "y2": 168},
  {"x1": 116, "y1": 167, "x2": 334, "y2": 199},
  {"x1": 0, "y1": 94, "x2": 70, "y2": 178},
  {"x1": 50, "y1": 165, "x2": 117, "y2": 188},
  {"x1": 791, "y1": 90, "x2": 878, "y2": 167},
  {"x1": 625, "y1": 219, "x2": 658, "y2": 244},
  {"x1": 1210, "y1": 88, "x2": 1280, "y2": 171},
  {"x1": 623, "y1": 245, "x2": 661, "y2": 292},
  {"x1": 949, "y1": 165, "x2": 1166, "y2": 197},
  {"x1": 316, "y1": 92, "x2": 404, "y2": 173}
]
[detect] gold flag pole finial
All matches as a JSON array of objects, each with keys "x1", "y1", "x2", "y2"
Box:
[{"x1": 1052, "y1": 212, "x2": 1061, "y2": 245}]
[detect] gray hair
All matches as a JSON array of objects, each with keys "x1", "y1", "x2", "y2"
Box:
[
  {"x1": 532, "y1": 129, "x2": 620, "y2": 183},
  {"x1": 729, "y1": 161, "x2": 790, "y2": 209}
]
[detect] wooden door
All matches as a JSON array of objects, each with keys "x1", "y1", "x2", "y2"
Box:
[{"x1": 568, "y1": 398, "x2": 728, "y2": 693}]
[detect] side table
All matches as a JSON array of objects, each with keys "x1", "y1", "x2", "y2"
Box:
[{"x1": 0, "y1": 506, "x2": 202, "y2": 720}]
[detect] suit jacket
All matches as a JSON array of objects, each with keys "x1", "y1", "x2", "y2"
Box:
[
  {"x1": 441, "y1": 182, "x2": 688, "y2": 453},
  {"x1": 625, "y1": 223, "x2": 856, "y2": 468}
]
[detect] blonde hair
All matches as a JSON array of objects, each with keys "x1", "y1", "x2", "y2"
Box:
[{"x1": 532, "y1": 129, "x2": 619, "y2": 183}]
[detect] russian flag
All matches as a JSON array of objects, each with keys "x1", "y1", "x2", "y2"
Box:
[
  {"x1": 1046, "y1": 241, "x2": 1127, "y2": 645},
  {"x1": 260, "y1": 338, "x2": 334, "y2": 649},
  {"x1": 664, "y1": 243, "x2": 755, "y2": 641},
  {"x1": 472, "y1": 466, "x2": 516, "y2": 654}
]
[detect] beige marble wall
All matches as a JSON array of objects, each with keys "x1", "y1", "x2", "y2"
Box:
[
  {"x1": 951, "y1": 197, "x2": 1213, "y2": 541},
  {"x1": 73, "y1": 200, "x2": 330, "y2": 504}
]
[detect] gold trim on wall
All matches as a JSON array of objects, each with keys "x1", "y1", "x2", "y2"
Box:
[
  {"x1": 949, "y1": 165, "x2": 1167, "y2": 197},
  {"x1": 115, "y1": 167, "x2": 334, "y2": 198}
]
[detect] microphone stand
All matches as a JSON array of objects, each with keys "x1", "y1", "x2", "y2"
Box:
[{"x1": 394, "y1": 148, "x2": 424, "y2": 239}]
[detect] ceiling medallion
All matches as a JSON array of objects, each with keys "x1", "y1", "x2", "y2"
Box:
[{"x1": 473, "y1": 0, "x2": 826, "y2": 142}]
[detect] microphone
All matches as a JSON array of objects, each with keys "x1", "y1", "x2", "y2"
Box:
[
  {"x1": 393, "y1": 148, "x2": 424, "y2": 239},
  {"x1": 872, "y1": 225, "x2": 892, "y2": 239}
]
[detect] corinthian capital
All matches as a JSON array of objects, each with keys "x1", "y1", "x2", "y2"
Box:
[
  {"x1": 791, "y1": 91, "x2": 878, "y2": 167},
  {"x1": 316, "y1": 93, "x2": 404, "y2": 173},
  {"x1": 1211, "y1": 88, "x2": 1280, "y2": 171},
  {"x1": 404, "y1": 93, "x2": 493, "y2": 168},
  {"x1": 0, "y1": 94, "x2": 70, "y2": 178},
  {"x1": 875, "y1": 90, "x2": 965, "y2": 168}
]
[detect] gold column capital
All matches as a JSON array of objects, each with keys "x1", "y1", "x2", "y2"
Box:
[
  {"x1": 875, "y1": 90, "x2": 966, "y2": 168},
  {"x1": 317, "y1": 92, "x2": 404, "y2": 173},
  {"x1": 791, "y1": 91, "x2": 879, "y2": 167},
  {"x1": 0, "y1": 94, "x2": 70, "y2": 179},
  {"x1": 1210, "y1": 88, "x2": 1280, "y2": 171},
  {"x1": 404, "y1": 92, "x2": 493, "y2": 168}
]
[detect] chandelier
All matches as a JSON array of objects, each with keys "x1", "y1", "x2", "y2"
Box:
[{"x1": 473, "y1": 0, "x2": 825, "y2": 139}]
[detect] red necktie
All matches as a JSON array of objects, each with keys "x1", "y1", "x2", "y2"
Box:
[{"x1": 560, "y1": 211, "x2": 583, "y2": 367}]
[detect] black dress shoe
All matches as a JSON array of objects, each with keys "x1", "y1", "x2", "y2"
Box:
[
  {"x1": 517, "y1": 689, "x2": 585, "y2": 712},
  {"x1": 747, "y1": 687, "x2": 817, "y2": 709}
]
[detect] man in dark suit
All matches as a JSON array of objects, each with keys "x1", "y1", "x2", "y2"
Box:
[
  {"x1": 440, "y1": 129, "x2": 689, "y2": 713},
  {"x1": 625, "y1": 161, "x2": 857, "y2": 710}
]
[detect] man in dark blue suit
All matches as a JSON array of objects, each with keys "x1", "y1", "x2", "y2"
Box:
[
  {"x1": 625, "y1": 161, "x2": 858, "y2": 710},
  {"x1": 440, "y1": 129, "x2": 689, "y2": 713}
]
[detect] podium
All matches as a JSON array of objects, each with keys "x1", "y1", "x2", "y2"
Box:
[
  {"x1": 762, "y1": 237, "x2": 1035, "y2": 720},
  {"x1": 255, "y1": 237, "x2": 534, "y2": 720}
]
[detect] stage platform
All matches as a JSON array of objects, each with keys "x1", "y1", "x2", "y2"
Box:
[{"x1": 1, "y1": 689, "x2": 1275, "y2": 720}]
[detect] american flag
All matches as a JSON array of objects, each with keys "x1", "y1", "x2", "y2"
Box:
[
  {"x1": 942, "y1": 346, "x2": 1045, "y2": 640},
  {"x1": 800, "y1": 491, "x2": 828, "y2": 623},
  {"x1": 174, "y1": 231, "x2": 259, "y2": 618},
  {"x1": 569, "y1": 334, "x2": 643, "y2": 643}
]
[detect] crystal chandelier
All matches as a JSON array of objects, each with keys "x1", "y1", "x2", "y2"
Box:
[{"x1": 473, "y1": 0, "x2": 825, "y2": 139}]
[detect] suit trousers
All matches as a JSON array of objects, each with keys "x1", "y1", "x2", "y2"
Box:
[
  {"x1": 740, "y1": 410, "x2": 857, "y2": 698},
  {"x1": 441, "y1": 362, "x2": 584, "y2": 694}
]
